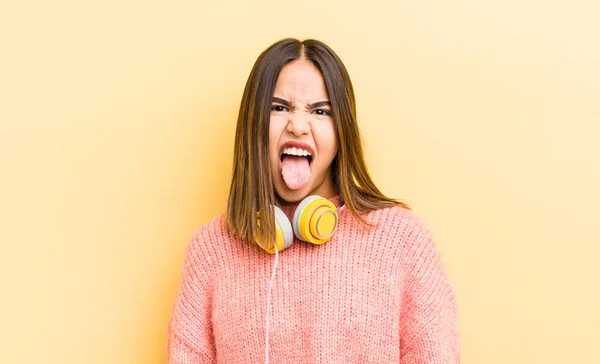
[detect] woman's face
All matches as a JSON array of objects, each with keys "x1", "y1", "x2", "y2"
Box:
[{"x1": 269, "y1": 59, "x2": 338, "y2": 203}]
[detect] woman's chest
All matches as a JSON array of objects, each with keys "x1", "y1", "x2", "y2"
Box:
[{"x1": 210, "y1": 242, "x2": 403, "y2": 359}]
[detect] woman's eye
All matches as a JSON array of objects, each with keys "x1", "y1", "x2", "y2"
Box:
[
  {"x1": 312, "y1": 109, "x2": 331, "y2": 116},
  {"x1": 271, "y1": 105, "x2": 288, "y2": 112}
]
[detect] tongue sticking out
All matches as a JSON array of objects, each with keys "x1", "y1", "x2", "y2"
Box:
[{"x1": 281, "y1": 155, "x2": 311, "y2": 190}]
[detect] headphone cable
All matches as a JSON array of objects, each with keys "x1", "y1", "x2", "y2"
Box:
[{"x1": 265, "y1": 243, "x2": 279, "y2": 364}]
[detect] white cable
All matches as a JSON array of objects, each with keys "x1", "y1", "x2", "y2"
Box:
[{"x1": 265, "y1": 243, "x2": 279, "y2": 364}]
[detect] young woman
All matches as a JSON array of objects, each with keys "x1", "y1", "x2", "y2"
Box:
[{"x1": 167, "y1": 38, "x2": 459, "y2": 363}]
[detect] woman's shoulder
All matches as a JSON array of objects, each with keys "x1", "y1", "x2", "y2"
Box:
[
  {"x1": 366, "y1": 204, "x2": 432, "y2": 234},
  {"x1": 184, "y1": 214, "x2": 240, "y2": 262},
  {"x1": 364, "y1": 204, "x2": 437, "y2": 253},
  {"x1": 191, "y1": 214, "x2": 229, "y2": 242}
]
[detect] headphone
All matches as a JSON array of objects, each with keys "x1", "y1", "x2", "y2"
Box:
[{"x1": 255, "y1": 195, "x2": 340, "y2": 254}]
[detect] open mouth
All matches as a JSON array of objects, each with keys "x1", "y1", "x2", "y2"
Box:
[
  {"x1": 280, "y1": 153, "x2": 313, "y2": 165},
  {"x1": 280, "y1": 146, "x2": 313, "y2": 165},
  {"x1": 279, "y1": 147, "x2": 313, "y2": 190}
]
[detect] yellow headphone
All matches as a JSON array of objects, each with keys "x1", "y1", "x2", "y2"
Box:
[{"x1": 255, "y1": 195, "x2": 339, "y2": 254}]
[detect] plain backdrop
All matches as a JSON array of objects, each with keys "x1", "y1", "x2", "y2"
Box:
[{"x1": 1, "y1": 1, "x2": 599, "y2": 363}]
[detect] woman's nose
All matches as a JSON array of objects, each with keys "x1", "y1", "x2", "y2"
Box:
[{"x1": 286, "y1": 113, "x2": 311, "y2": 135}]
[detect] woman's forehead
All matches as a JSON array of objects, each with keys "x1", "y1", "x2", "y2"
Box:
[{"x1": 274, "y1": 60, "x2": 329, "y2": 103}]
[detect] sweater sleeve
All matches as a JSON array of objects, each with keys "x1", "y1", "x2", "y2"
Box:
[
  {"x1": 167, "y1": 231, "x2": 216, "y2": 364},
  {"x1": 399, "y1": 216, "x2": 460, "y2": 363}
]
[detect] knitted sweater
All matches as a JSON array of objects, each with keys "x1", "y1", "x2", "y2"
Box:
[{"x1": 167, "y1": 196, "x2": 459, "y2": 363}]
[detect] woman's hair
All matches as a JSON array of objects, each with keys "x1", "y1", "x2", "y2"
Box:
[{"x1": 225, "y1": 38, "x2": 410, "y2": 244}]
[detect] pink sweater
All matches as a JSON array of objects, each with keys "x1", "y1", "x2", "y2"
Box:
[{"x1": 167, "y1": 196, "x2": 459, "y2": 363}]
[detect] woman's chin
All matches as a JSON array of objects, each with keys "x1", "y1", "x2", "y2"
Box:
[{"x1": 274, "y1": 181, "x2": 311, "y2": 204}]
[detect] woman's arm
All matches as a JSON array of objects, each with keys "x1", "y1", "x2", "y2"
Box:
[
  {"x1": 399, "y1": 217, "x2": 460, "y2": 363},
  {"x1": 167, "y1": 232, "x2": 216, "y2": 364}
]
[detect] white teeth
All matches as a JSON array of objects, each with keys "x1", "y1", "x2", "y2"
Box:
[{"x1": 282, "y1": 147, "x2": 312, "y2": 157}]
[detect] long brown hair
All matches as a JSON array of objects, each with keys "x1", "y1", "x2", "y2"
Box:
[{"x1": 225, "y1": 38, "x2": 410, "y2": 245}]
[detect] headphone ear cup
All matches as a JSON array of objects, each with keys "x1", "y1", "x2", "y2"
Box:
[
  {"x1": 274, "y1": 205, "x2": 294, "y2": 250},
  {"x1": 293, "y1": 195, "x2": 338, "y2": 245},
  {"x1": 293, "y1": 195, "x2": 320, "y2": 241},
  {"x1": 255, "y1": 206, "x2": 294, "y2": 254}
]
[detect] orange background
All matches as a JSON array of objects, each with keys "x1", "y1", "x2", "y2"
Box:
[{"x1": 1, "y1": 1, "x2": 599, "y2": 363}]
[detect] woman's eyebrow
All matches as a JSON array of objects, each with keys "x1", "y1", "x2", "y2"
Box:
[
  {"x1": 272, "y1": 97, "x2": 331, "y2": 109},
  {"x1": 272, "y1": 97, "x2": 291, "y2": 106},
  {"x1": 307, "y1": 100, "x2": 331, "y2": 109}
]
